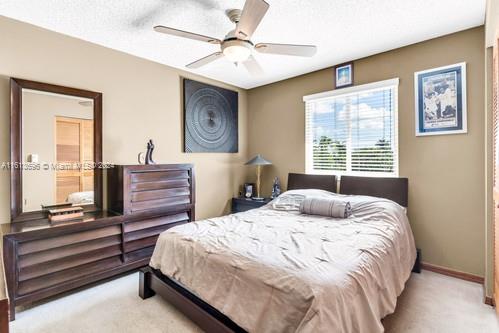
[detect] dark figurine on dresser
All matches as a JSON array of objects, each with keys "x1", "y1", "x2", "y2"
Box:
[
  {"x1": 138, "y1": 139, "x2": 156, "y2": 165},
  {"x1": 145, "y1": 140, "x2": 156, "y2": 164}
]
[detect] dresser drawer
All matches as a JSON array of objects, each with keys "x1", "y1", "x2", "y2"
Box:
[
  {"x1": 19, "y1": 235, "x2": 122, "y2": 268},
  {"x1": 130, "y1": 170, "x2": 189, "y2": 183},
  {"x1": 131, "y1": 188, "x2": 190, "y2": 202},
  {"x1": 123, "y1": 213, "x2": 189, "y2": 253},
  {"x1": 124, "y1": 213, "x2": 189, "y2": 233},
  {"x1": 130, "y1": 196, "x2": 191, "y2": 213},
  {"x1": 19, "y1": 244, "x2": 122, "y2": 281},
  {"x1": 15, "y1": 226, "x2": 124, "y2": 295},
  {"x1": 17, "y1": 256, "x2": 122, "y2": 295},
  {"x1": 131, "y1": 179, "x2": 190, "y2": 192},
  {"x1": 18, "y1": 225, "x2": 122, "y2": 255}
]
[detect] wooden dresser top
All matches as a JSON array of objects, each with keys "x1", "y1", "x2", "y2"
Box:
[{"x1": 1, "y1": 210, "x2": 122, "y2": 238}]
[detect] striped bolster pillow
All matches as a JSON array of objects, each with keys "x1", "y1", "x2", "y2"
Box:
[{"x1": 300, "y1": 198, "x2": 352, "y2": 218}]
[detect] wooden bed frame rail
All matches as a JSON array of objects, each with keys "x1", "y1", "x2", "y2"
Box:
[{"x1": 140, "y1": 267, "x2": 245, "y2": 333}]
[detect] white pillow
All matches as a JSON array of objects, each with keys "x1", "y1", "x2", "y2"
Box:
[
  {"x1": 272, "y1": 193, "x2": 306, "y2": 211},
  {"x1": 272, "y1": 189, "x2": 344, "y2": 211}
]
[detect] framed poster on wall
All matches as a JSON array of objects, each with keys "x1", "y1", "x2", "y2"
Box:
[
  {"x1": 334, "y1": 62, "x2": 353, "y2": 89},
  {"x1": 414, "y1": 62, "x2": 467, "y2": 136}
]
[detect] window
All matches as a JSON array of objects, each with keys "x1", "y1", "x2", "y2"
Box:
[{"x1": 304, "y1": 78, "x2": 399, "y2": 176}]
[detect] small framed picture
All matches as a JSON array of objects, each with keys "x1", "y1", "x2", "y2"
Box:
[
  {"x1": 334, "y1": 62, "x2": 353, "y2": 88},
  {"x1": 243, "y1": 183, "x2": 255, "y2": 198},
  {"x1": 414, "y1": 62, "x2": 467, "y2": 136}
]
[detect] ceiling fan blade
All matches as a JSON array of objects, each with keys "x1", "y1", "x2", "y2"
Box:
[
  {"x1": 255, "y1": 43, "x2": 317, "y2": 57},
  {"x1": 154, "y1": 25, "x2": 221, "y2": 44},
  {"x1": 243, "y1": 55, "x2": 264, "y2": 77},
  {"x1": 235, "y1": 0, "x2": 269, "y2": 40},
  {"x1": 186, "y1": 52, "x2": 224, "y2": 69}
]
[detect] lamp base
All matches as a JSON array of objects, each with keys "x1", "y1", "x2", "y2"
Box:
[{"x1": 252, "y1": 197, "x2": 265, "y2": 201}]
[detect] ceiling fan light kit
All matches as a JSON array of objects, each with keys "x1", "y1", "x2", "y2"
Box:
[
  {"x1": 154, "y1": 0, "x2": 317, "y2": 76},
  {"x1": 221, "y1": 39, "x2": 253, "y2": 63}
]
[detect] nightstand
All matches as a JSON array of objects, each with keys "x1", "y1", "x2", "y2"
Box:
[{"x1": 231, "y1": 197, "x2": 272, "y2": 213}]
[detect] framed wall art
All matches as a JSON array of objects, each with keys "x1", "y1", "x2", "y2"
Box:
[
  {"x1": 334, "y1": 62, "x2": 353, "y2": 88},
  {"x1": 414, "y1": 62, "x2": 467, "y2": 136},
  {"x1": 183, "y1": 78, "x2": 238, "y2": 152}
]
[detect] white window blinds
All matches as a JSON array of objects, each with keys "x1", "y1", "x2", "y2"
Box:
[{"x1": 304, "y1": 78, "x2": 399, "y2": 176}]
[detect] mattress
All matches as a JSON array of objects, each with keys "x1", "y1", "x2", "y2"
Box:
[{"x1": 150, "y1": 189, "x2": 416, "y2": 333}]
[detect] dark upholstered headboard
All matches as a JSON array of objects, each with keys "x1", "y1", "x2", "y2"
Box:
[
  {"x1": 286, "y1": 173, "x2": 408, "y2": 207},
  {"x1": 339, "y1": 176, "x2": 408, "y2": 207},
  {"x1": 287, "y1": 173, "x2": 337, "y2": 193}
]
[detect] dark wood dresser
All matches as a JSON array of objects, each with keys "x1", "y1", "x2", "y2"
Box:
[{"x1": 3, "y1": 163, "x2": 195, "y2": 320}]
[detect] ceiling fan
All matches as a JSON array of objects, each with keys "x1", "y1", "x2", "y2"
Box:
[{"x1": 153, "y1": 0, "x2": 317, "y2": 76}]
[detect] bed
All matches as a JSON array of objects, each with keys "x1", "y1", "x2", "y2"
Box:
[
  {"x1": 139, "y1": 174, "x2": 416, "y2": 333},
  {"x1": 66, "y1": 191, "x2": 94, "y2": 205}
]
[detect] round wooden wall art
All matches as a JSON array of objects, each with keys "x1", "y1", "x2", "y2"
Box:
[{"x1": 183, "y1": 79, "x2": 238, "y2": 153}]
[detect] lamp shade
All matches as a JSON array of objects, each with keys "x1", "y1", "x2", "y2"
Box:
[{"x1": 245, "y1": 154, "x2": 272, "y2": 166}]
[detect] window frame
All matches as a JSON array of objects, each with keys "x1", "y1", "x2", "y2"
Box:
[{"x1": 303, "y1": 78, "x2": 399, "y2": 177}]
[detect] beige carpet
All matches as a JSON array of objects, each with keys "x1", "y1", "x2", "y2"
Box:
[{"x1": 10, "y1": 270, "x2": 499, "y2": 333}]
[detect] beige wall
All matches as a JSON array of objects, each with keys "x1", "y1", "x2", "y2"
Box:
[
  {"x1": 0, "y1": 16, "x2": 248, "y2": 222},
  {"x1": 0, "y1": 16, "x2": 488, "y2": 279},
  {"x1": 247, "y1": 27, "x2": 486, "y2": 276}
]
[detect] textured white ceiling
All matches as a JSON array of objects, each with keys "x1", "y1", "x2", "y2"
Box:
[{"x1": 0, "y1": 0, "x2": 486, "y2": 89}]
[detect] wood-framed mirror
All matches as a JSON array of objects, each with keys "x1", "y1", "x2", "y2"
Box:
[{"x1": 10, "y1": 78, "x2": 103, "y2": 222}]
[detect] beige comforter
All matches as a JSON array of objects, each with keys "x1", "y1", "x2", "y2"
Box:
[{"x1": 150, "y1": 190, "x2": 416, "y2": 333}]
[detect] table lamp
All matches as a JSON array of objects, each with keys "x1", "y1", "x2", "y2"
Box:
[{"x1": 245, "y1": 154, "x2": 272, "y2": 200}]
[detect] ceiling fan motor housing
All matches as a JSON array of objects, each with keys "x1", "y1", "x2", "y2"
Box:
[{"x1": 226, "y1": 9, "x2": 242, "y2": 23}]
